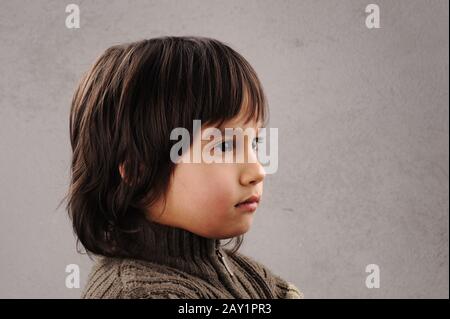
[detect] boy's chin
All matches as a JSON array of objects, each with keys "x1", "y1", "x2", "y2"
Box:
[{"x1": 223, "y1": 225, "x2": 252, "y2": 239}]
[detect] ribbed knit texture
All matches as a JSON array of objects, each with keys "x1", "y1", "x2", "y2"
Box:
[{"x1": 81, "y1": 222, "x2": 303, "y2": 299}]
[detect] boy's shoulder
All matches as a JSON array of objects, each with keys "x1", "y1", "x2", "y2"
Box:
[{"x1": 81, "y1": 256, "x2": 202, "y2": 299}]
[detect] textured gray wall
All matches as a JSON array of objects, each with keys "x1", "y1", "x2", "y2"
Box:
[{"x1": 0, "y1": 0, "x2": 448, "y2": 298}]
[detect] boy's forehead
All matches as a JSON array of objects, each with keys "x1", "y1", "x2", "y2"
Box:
[{"x1": 199, "y1": 120, "x2": 262, "y2": 145}]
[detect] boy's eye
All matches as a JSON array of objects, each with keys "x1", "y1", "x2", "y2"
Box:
[
  {"x1": 252, "y1": 136, "x2": 264, "y2": 150},
  {"x1": 214, "y1": 140, "x2": 234, "y2": 153},
  {"x1": 213, "y1": 136, "x2": 264, "y2": 153}
]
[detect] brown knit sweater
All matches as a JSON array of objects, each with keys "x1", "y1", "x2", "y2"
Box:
[{"x1": 81, "y1": 222, "x2": 303, "y2": 299}]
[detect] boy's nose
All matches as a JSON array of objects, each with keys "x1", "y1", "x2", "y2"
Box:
[
  {"x1": 239, "y1": 159, "x2": 266, "y2": 186},
  {"x1": 237, "y1": 134, "x2": 266, "y2": 186}
]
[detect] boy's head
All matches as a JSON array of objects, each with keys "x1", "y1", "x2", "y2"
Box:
[{"x1": 67, "y1": 36, "x2": 268, "y2": 259}]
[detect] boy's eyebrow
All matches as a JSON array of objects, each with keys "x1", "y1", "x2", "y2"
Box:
[
  {"x1": 201, "y1": 124, "x2": 264, "y2": 145},
  {"x1": 217, "y1": 123, "x2": 264, "y2": 137},
  {"x1": 201, "y1": 123, "x2": 265, "y2": 145}
]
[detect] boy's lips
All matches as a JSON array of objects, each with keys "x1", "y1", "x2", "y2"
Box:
[{"x1": 234, "y1": 194, "x2": 261, "y2": 212}]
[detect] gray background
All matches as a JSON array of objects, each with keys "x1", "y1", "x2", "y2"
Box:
[{"x1": 0, "y1": 0, "x2": 448, "y2": 298}]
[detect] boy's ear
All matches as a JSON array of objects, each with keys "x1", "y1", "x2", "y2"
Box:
[
  {"x1": 119, "y1": 162, "x2": 132, "y2": 185},
  {"x1": 119, "y1": 162, "x2": 144, "y2": 185}
]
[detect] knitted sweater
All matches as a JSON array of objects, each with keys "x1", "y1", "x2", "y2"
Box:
[{"x1": 81, "y1": 222, "x2": 303, "y2": 299}]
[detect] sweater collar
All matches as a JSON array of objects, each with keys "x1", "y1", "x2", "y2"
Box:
[
  {"x1": 120, "y1": 220, "x2": 275, "y2": 298},
  {"x1": 142, "y1": 220, "x2": 221, "y2": 261},
  {"x1": 135, "y1": 220, "x2": 242, "y2": 292}
]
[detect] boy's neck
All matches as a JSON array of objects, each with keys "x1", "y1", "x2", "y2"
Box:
[{"x1": 143, "y1": 220, "x2": 221, "y2": 259}]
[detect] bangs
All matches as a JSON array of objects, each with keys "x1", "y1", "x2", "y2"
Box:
[{"x1": 174, "y1": 37, "x2": 268, "y2": 130}]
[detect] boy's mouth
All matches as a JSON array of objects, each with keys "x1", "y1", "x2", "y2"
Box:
[{"x1": 234, "y1": 194, "x2": 261, "y2": 207}]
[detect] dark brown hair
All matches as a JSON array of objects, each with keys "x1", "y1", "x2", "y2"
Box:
[{"x1": 61, "y1": 36, "x2": 268, "y2": 260}]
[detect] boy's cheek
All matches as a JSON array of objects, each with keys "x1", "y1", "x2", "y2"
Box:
[
  {"x1": 194, "y1": 188, "x2": 233, "y2": 210},
  {"x1": 175, "y1": 163, "x2": 239, "y2": 206}
]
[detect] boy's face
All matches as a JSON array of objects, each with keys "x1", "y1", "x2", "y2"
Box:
[{"x1": 146, "y1": 114, "x2": 266, "y2": 239}]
